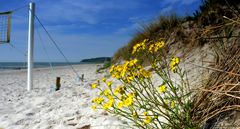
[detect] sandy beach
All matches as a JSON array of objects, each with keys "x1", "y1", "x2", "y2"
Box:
[
  {"x1": 0, "y1": 64, "x2": 129, "y2": 129},
  {"x1": 1, "y1": 0, "x2": 240, "y2": 128}
]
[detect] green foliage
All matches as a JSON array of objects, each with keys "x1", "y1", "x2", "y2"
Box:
[
  {"x1": 96, "y1": 61, "x2": 112, "y2": 73},
  {"x1": 81, "y1": 57, "x2": 111, "y2": 63}
]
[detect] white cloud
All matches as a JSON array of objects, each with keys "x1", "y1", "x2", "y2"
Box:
[
  {"x1": 114, "y1": 23, "x2": 140, "y2": 35},
  {"x1": 33, "y1": 0, "x2": 143, "y2": 25},
  {"x1": 160, "y1": 6, "x2": 173, "y2": 15},
  {"x1": 36, "y1": 1, "x2": 98, "y2": 24}
]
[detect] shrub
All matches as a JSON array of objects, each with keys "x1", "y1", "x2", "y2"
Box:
[{"x1": 91, "y1": 39, "x2": 198, "y2": 128}]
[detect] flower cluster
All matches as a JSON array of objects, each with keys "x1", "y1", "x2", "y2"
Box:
[
  {"x1": 90, "y1": 39, "x2": 196, "y2": 129},
  {"x1": 109, "y1": 59, "x2": 151, "y2": 83},
  {"x1": 149, "y1": 41, "x2": 165, "y2": 53},
  {"x1": 170, "y1": 57, "x2": 180, "y2": 72},
  {"x1": 91, "y1": 78, "x2": 136, "y2": 111},
  {"x1": 132, "y1": 39, "x2": 165, "y2": 56},
  {"x1": 92, "y1": 97, "x2": 104, "y2": 104},
  {"x1": 132, "y1": 39, "x2": 148, "y2": 54}
]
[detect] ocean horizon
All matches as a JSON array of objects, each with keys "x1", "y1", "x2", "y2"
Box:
[{"x1": 0, "y1": 62, "x2": 94, "y2": 70}]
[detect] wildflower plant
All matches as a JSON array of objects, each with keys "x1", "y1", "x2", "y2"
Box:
[{"x1": 91, "y1": 39, "x2": 197, "y2": 129}]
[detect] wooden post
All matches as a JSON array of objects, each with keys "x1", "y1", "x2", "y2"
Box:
[
  {"x1": 81, "y1": 74, "x2": 84, "y2": 81},
  {"x1": 56, "y1": 77, "x2": 61, "y2": 91}
]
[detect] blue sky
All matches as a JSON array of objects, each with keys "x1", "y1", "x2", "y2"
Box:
[{"x1": 0, "y1": 0, "x2": 202, "y2": 62}]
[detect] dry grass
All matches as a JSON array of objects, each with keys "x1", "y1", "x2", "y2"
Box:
[{"x1": 191, "y1": 18, "x2": 240, "y2": 127}]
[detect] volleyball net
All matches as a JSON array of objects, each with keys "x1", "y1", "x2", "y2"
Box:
[{"x1": 0, "y1": 11, "x2": 11, "y2": 43}]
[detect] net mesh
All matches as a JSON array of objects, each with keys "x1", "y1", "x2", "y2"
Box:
[{"x1": 0, "y1": 12, "x2": 11, "y2": 43}]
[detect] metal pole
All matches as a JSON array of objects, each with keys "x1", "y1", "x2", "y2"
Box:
[{"x1": 27, "y1": 2, "x2": 35, "y2": 91}]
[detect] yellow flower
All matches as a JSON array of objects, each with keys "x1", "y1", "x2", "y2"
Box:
[
  {"x1": 107, "y1": 95, "x2": 114, "y2": 101},
  {"x1": 140, "y1": 42, "x2": 146, "y2": 50},
  {"x1": 120, "y1": 61, "x2": 129, "y2": 77},
  {"x1": 132, "y1": 44, "x2": 139, "y2": 54},
  {"x1": 171, "y1": 101, "x2": 175, "y2": 108},
  {"x1": 148, "y1": 41, "x2": 164, "y2": 53},
  {"x1": 143, "y1": 112, "x2": 152, "y2": 124},
  {"x1": 144, "y1": 116, "x2": 152, "y2": 124},
  {"x1": 140, "y1": 68, "x2": 151, "y2": 78},
  {"x1": 103, "y1": 99, "x2": 114, "y2": 110},
  {"x1": 91, "y1": 83, "x2": 98, "y2": 89},
  {"x1": 112, "y1": 73, "x2": 120, "y2": 79},
  {"x1": 126, "y1": 76, "x2": 133, "y2": 83},
  {"x1": 103, "y1": 103, "x2": 111, "y2": 110},
  {"x1": 117, "y1": 101, "x2": 124, "y2": 109},
  {"x1": 91, "y1": 105, "x2": 97, "y2": 110},
  {"x1": 133, "y1": 58, "x2": 138, "y2": 64},
  {"x1": 170, "y1": 66, "x2": 177, "y2": 72},
  {"x1": 133, "y1": 111, "x2": 138, "y2": 119},
  {"x1": 132, "y1": 72, "x2": 139, "y2": 78},
  {"x1": 114, "y1": 85, "x2": 125, "y2": 95},
  {"x1": 129, "y1": 59, "x2": 138, "y2": 67},
  {"x1": 102, "y1": 77, "x2": 106, "y2": 82},
  {"x1": 110, "y1": 65, "x2": 123, "y2": 79},
  {"x1": 159, "y1": 85, "x2": 167, "y2": 93},
  {"x1": 170, "y1": 57, "x2": 180, "y2": 72},
  {"x1": 92, "y1": 97, "x2": 104, "y2": 104},
  {"x1": 171, "y1": 57, "x2": 180, "y2": 64},
  {"x1": 123, "y1": 96, "x2": 134, "y2": 107},
  {"x1": 106, "y1": 81, "x2": 113, "y2": 87},
  {"x1": 154, "y1": 41, "x2": 164, "y2": 51},
  {"x1": 109, "y1": 65, "x2": 115, "y2": 73},
  {"x1": 132, "y1": 40, "x2": 147, "y2": 54},
  {"x1": 128, "y1": 92, "x2": 134, "y2": 98},
  {"x1": 144, "y1": 111, "x2": 148, "y2": 116},
  {"x1": 103, "y1": 89, "x2": 111, "y2": 96},
  {"x1": 149, "y1": 44, "x2": 154, "y2": 52},
  {"x1": 116, "y1": 65, "x2": 123, "y2": 72}
]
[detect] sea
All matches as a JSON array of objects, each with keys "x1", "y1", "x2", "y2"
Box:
[{"x1": 0, "y1": 62, "x2": 84, "y2": 71}]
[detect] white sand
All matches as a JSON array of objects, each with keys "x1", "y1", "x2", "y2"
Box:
[{"x1": 0, "y1": 64, "x2": 129, "y2": 129}]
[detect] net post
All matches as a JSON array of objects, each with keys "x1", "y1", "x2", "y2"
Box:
[
  {"x1": 27, "y1": 2, "x2": 35, "y2": 91},
  {"x1": 7, "y1": 13, "x2": 11, "y2": 43}
]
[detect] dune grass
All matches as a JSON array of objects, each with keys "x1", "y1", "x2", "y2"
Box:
[{"x1": 112, "y1": 14, "x2": 182, "y2": 63}]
